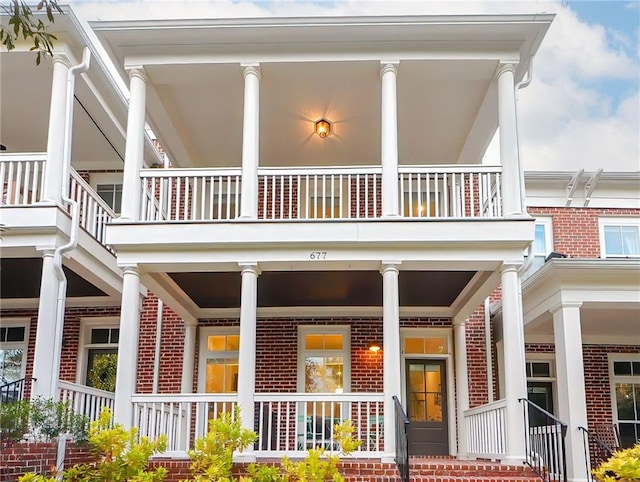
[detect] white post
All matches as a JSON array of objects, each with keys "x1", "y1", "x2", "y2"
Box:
[
  {"x1": 181, "y1": 323, "x2": 197, "y2": 394},
  {"x1": 113, "y1": 266, "x2": 142, "y2": 427},
  {"x1": 120, "y1": 68, "x2": 147, "y2": 221},
  {"x1": 31, "y1": 249, "x2": 63, "y2": 399},
  {"x1": 42, "y1": 55, "x2": 71, "y2": 204},
  {"x1": 552, "y1": 302, "x2": 589, "y2": 482},
  {"x1": 454, "y1": 320, "x2": 470, "y2": 458},
  {"x1": 381, "y1": 261, "x2": 401, "y2": 461},
  {"x1": 497, "y1": 64, "x2": 523, "y2": 217},
  {"x1": 381, "y1": 62, "x2": 400, "y2": 218},
  {"x1": 236, "y1": 263, "x2": 260, "y2": 461},
  {"x1": 239, "y1": 64, "x2": 260, "y2": 219},
  {"x1": 500, "y1": 264, "x2": 527, "y2": 463}
]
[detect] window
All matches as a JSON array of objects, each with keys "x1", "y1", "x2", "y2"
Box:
[
  {"x1": 600, "y1": 219, "x2": 640, "y2": 258},
  {"x1": 611, "y1": 358, "x2": 640, "y2": 448},
  {"x1": 96, "y1": 184, "x2": 123, "y2": 214},
  {"x1": 404, "y1": 336, "x2": 448, "y2": 355},
  {"x1": 80, "y1": 321, "x2": 119, "y2": 392},
  {"x1": 0, "y1": 320, "x2": 29, "y2": 385},
  {"x1": 522, "y1": 218, "x2": 553, "y2": 279},
  {"x1": 403, "y1": 192, "x2": 438, "y2": 218},
  {"x1": 199, "y1": 329, "x2": 239, "y2": 394},
  {"x1": 310, "y1": 197, "x2": 341, "y2": 219}
]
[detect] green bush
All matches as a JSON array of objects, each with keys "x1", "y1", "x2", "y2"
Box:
[
  {"x1": 593, "y1": 443, "x2": 640, "y2": 482},
  {"x1": 0, "y1": 399, "x2": 30, "y2": 442}
]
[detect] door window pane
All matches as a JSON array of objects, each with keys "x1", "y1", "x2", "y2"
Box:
[
  {"x1": 205, "y1": 358, "x2": 238, "y2": 393},
  {"x1": 86, "y1": 349, "x2": 118, "y2": 392},
  {"x1": 404, "y1": 337, "x2": 447, "y2": 354},
  {"x1": 0, "y1": 349, "x2": 24, "y2": 384},
  {"x1": 408, "y1": 363, "x2": 442, "y2": 423},
  {"x1": 305, "y1": 356, "x2": 343, "y2": 393}
]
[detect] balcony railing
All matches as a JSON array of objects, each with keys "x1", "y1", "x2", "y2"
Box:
[
  {"x1": 138, "y1": 165, "x2": 503, "y2": 222},
  {"x1": 132, "y1": 392, "x2": 384, "y2": 456},
  {"x1": 464, "y1": 398, "x2": 508, "y2": 459},
  {"x1": 57, "y1": 380, "x2": 115, "y2": 423},
  {"x1": 69, "y1": 170, "x2": 116, "y2": 250},
  {"x1": 0, "y1": 154, "x2": 46, "y2": 205}
]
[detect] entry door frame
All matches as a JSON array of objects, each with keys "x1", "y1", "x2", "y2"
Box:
[{"x1": 400, "y1": 328, "x2": 456, "y2": 456}]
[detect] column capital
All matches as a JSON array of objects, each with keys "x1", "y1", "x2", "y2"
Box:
[
  {"x1": 380, "y1": 61, "x2": 399, "y2": 78},
  {"x1": 380, "y1": 261, "x2": 401, "y2": 275},
  {"x1": 51, "y1": 54, "x2": 72, "y2": 68},
  {"x1": 242, "y1": 64, "x2": 261, "y2": 80},
  {"x1": 500, "y1": 263, "x2": 521, "y2": 275},
  {"x1": 550, "y1": 301, "x2": 583, "y2": 315},
  {"x1": 239, "y1": 262, "x2": 261, "y2": 276},
  {"x1": 36, "y1": 246, "x2": 57, "y2": 257},
  {"x1": 496, "y1": 63, "x2": 516, "y2": 78},
  {"x1": 121, "y1": 265, "x2": 139, "y2": 277},
  {"x1": 453, "y1": 318, "x2": 467, "y2": 328},
  {"x1": 127, "y1": 67, "x2": 148, "y2": 84}
]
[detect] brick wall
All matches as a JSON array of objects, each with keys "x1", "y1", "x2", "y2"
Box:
[{"x1": 0, "y1": 442, "x2": 94, "y2": 482}]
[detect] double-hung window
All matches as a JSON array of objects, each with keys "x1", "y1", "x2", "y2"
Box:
[
  {"x1": 81, "y1": 322, "x2": 119, "y2": 392},
  {"x1": 0, "y1": 320, "x2": 29, "y2": 385},
  {"x1": 610, "y1": 356, "x2": 640, "y2": 448},
  {"x1": 96, "y1": 184, "x2": 123, "y2": 214},
  {"x1": 600, "y1": 219, "x2": 640, "y2": 258}
]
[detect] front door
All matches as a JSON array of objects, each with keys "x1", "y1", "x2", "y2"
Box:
[
  {"x1": 405, "y1": 359, "x2": 448, "y2": 455},
  {"x1": 527, "y1": 381, "x2": 554, "y2": 427}
]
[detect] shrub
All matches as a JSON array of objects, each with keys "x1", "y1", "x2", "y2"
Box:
[
  {"x1": 593, "y1": 443, "x2": 640, "y2": 482},
  {"x1": 0, "y1": 399, "x2": 30, "y2": 442}
]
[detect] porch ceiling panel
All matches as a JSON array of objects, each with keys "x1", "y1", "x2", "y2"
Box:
[
  {"x1": 0, "y1": 258, "x2": 107, "y2": 299},
  {"x1": 166, "y1": 270, "x2": 476, "y2": 309}
]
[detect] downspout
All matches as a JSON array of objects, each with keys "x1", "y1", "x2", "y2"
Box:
[
  {"x1": 484, "y1": 297, "x2": 494, "y2": 403},
  {"x1": 152, "y1": 299, "x2": 163, "y2": 393},
  {"x1": 50, "y1": 47, "x2": 91, "y2": 394}
]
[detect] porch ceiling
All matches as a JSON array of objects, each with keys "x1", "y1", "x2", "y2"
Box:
[
  {"x1": 0, "y1": 257, "x2": 108, "y2": 298},
  {"x1": 167, "y1": 270, "x2": 475, "y2": 309}
]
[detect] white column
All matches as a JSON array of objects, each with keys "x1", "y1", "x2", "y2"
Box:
[
  {"x1": 552, "y1": 302, "x2": 589, "y2": 482},
  {"x1": 236, "y1": 262, "x2": 260, "y2": 460},
  {"x1": 500, "y1": 264, "x2": 527, "y2": 463},
  {"x1": 181, "y1": 323, "x2": 197, "y2": 394},
  {"x1": 120, "y1": 68, "x2": 148, "y2": 221},
  {"x1": 31, "y1": 249, "x2": 63, "y2": 399},
  {"x1": 239, "y1": 64, "x2": 260, "y2": 219},
  {"x1": 42, "y1": 55, "x2": 71, "y2": 204},
  {"x1": 381, "y1": 261, "x2": 401, "y2": 461},
  {"x1": 454, "y1": 320, "x2": 470, "y2": 458},
  {"x1": 113, "y1": 266, "x2": 142, "y2": 427},
  {"x1": 497, "y1": 64, "x2": 523, "y2": 217},
  {"x1": 381, "y1": 62, "x2": 400, "y2": 218}
]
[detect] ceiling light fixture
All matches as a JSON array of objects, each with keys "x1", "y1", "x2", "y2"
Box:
[{"x1": 315, "y1": 118, "x2": 331, "y2": 138}]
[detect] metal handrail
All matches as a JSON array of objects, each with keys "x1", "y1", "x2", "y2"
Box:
[
  {"x1": 578, "y1": 426, "x2": 615, "y2": 482},
  {"x1": 393, "y1": 395, "x2": 409, "y2": 482},
  {"x1": 0, "y1": 377, "x2": 28, "y2": 404},
  {"x1": 519, "y1": 398, "x2": 568, "y2": 482}
]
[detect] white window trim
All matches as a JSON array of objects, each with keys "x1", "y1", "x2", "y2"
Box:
[
  {"x1": 533, "y1": 217, "x2": 554, "y2": 257},
  {"x1": 76, "y1": 317, "x2": 119, "y2": 386},
  {"x1": 608, "y1": 353, "x2": 640, "y2": 429},
  {"x1": 297, "y1": 325, "x2": 351, "y2": 393},
  {"x1": 599, "y1": 217, "x2": 640, "y2": 258},
  {"x1": 197, "y1": 326, "x2": 239, "y2": 393},
  {"x1": 0, "y1": 317, "x2": 30, "y2": 381}
]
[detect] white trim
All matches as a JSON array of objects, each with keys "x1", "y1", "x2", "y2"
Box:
[
  {"x1": 496, "y1": 339, "x2": 505, "y2": 399},
  {"x1": 598, "y1": 217, "x2": 640, "y2": 259},
  {"x1": 0, "y1": 317, "x2": 31, "y2": 381},
  {"x1": 197, "y1": 326, "x2": 240, "y2": 394},
  {"x1": 297, "y1": 325, "x2": 351, "y2": 394},
  {"x1": 76, "y1": 317, "x2": 120, "y2": 386},
  {"x1": 607, "y1": 353, "x2": 640, "y2": 436},
  {"x1": 399, "y1": 327, "x2": 456, "y2": 456},
  {"x1": 525, "y1": 353, "x2": 557, "y2": 416}
]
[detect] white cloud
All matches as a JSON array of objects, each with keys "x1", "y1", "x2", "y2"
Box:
[{"x1": 72, "y1": 0, "x2": 639, "y2": 173}]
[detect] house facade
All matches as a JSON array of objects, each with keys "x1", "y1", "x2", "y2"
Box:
[{"x1": 1, "y1": 6, "x2": 639, "y2": 482}]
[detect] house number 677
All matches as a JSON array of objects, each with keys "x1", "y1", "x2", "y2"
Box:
[{"x1": 309, "y1": 251, "x2": 327, "y2": 260}]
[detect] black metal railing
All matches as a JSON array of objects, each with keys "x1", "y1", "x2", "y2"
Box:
[
  {"x1": 0, "y1": 377, "x2": 28, "y2": 404},
  {"x1": 578, "y1": 426, "x2": 617, "y2": 482},
  {"x1": 519, "y1": 398, "x2": 568, "y2": 482},
  {"x1": 393, "y1": 395, "x2": 410, "y2": 482}
]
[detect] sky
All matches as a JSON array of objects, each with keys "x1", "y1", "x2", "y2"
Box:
[{"x1": 70, "y1": 0, "x2": 640, "y2": 173}]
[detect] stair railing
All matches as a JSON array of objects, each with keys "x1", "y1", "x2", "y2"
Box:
[
  {"x1": 578, "y1": 426, "x2": 616, "y2": 482},
  {"x1": 0, "y1": 377, "x2": 28, "y2": 404},
  {"x1": 393, "y1": 395, "x2": 410, "y2": 482},
  {"x1": 519, "y1": 398, "x2": 568, "y2": 482}
]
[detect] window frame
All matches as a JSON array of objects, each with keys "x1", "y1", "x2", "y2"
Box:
[
  {"x1": 77, "y1": 317, "x2": 120, "y2": 388},
  {"x1": 599, "y1": 218, "x2": 640, "y2": 258},
  {"x1": 608, "y1": 353, "x2": 640, "y2": 448},
  {"x1": 0, "y1": 318, "x2": 30, "y2": 383},
  {"x1": 198, "y1": 326, "x2": 240, "y2": 393},
  {"x1": 297, "y1": 326, "x2": 351, "y2": 394}
]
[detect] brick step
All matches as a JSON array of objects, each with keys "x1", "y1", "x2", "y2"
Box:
[
  {"x1": 408, "y1": 459, "x2": 537, "y2": 478},
  {"x1": 408, "y1": 477, "x2": 540, "y2": 482}
]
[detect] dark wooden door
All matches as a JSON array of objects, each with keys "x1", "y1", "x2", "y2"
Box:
[
  {"x1": 527, "y1": 381, "x2": 554, "y2": 427},
  {"x1": 405, "y1": 359, "x2": 449, "y2": 455}
]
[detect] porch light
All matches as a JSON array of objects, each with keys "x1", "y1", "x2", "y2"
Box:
[
  {"x1": 315, "y1": 119, "x2": 331, "y2": 138},
  {"x1": 368, "y1": 342, "x2": 381, "y2": 353}
]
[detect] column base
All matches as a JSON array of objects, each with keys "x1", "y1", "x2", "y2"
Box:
[
  {"x1": 502, "y1": 455, "x2": 526, "y2": 466},
  {"x1": 381, "y1": 213, "x2": 401, "y2": 219},
  {"x1": 233, "y1": 451, "x2": 257, "y2": 463},
  {"x1": 381, "y1": 453, "x2": 397, "y2": 464}
]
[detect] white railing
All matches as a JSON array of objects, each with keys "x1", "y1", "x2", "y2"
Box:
[
  {"x1": 254, "y1": 392, "x2": 384, "y2": 456},
  {"x1": 57, "y1": 380, "x2": 115, "y2": 423},
  {"x1": 258, "y1": 166, "x2": 382, "y2": 220},
  {"x1": 399, "y1": 165, "x2": 502, "y2": 219},
  {"x1": 69, "y1": 170, "x2": 117, "y2": 250},
  {"x1": 0, "y1": 154, "x2": 46, "y2": 205},
  {"x1": 464, "y1": 398, "x2": 508, "y2": 459},
  {"x1": 139, "y1": 168, "x2": 241, "y2": 222},
  {"x1": 132, "y1": 393, "x2": 237, "y2": 454}
]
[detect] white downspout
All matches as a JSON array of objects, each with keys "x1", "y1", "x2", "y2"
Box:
[
  {"x1": 152, "y1": 299, "x2": 163, "y2": 393},
  {"x1": 484, "y1": 297, "x2": 494, "y2": 403},
  {"x1": 50, "y1": 47, "x2": 91, "y2": 396}
]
